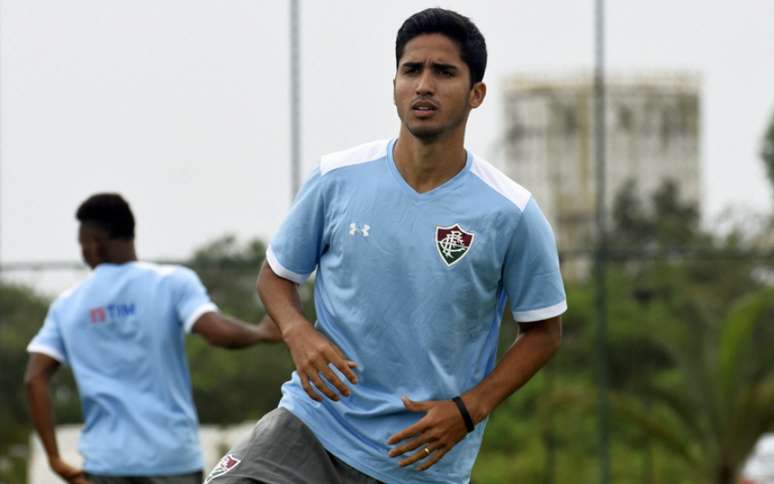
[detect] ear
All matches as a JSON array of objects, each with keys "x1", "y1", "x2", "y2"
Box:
[
  {"x1": 392, "y1": 77, "x2": 397, "y2": 105},
  {"x1": 468, "y1": 82, "x2": 487, "y2": 109}
]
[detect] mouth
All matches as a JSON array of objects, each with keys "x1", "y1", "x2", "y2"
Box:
[{"x1": 411, "y1": 100, "x2": 438, "y2": 117}]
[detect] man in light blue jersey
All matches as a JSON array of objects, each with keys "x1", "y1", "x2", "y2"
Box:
[
  {"x1": 24, "y1": 193, "x2": 281, "y2": 484},
  {"x1": 210, "y1": 7, "x2": 566, "y2": 484}
]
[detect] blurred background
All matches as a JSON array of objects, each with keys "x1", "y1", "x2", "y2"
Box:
[{"x1": 1, "y1": 1, "x2": 773, "y2": 483}]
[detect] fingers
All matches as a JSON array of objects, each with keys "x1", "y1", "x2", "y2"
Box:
[
  {"x1": 416, "y1": 445, "x2": 449, "y2": 471},
  {"x1": 387, "y1": 420, "x2": 426, "y2": 446},
  {"x1": 289, "y1": 327, "x2": 359, "y2": 402},
  {"x1": 387, "y1": 397, "x2": 433, "y2": 445},
  {"x1": 401, "y1": 396, "x2": 430, "y2": 412},
  {"x1": 51, "y1": 459, "x2": 86, "y2": 482},
  {"x1": 388, "y1": 436, "x2": 449, "y2": 471},
  {"x1": 299, "y1": 372, "x2": 323, "y2": 402},
  {"x1": 318, "y1": 345, "x2": 357, "y2": 396},
  {"x1": 300, "y1": 361, "x2": 354, "y2": 402},
  {"x1": 308, "y1": 368, "x2": 341, "y2": 401},
  {"x1": 388, "y1": 432, "x2": 431, "y2": 457},
  {"x1": 327, "y1": 343, "x2": 359, "y2": 385},
  {"x1": 398, "y1": 441, "x2": 448, "y2": 469},
  {"x1": 63, "y1": 468, "x2": 88, "y2": 484},
  {"x1": 319, "y1": 365, "x2": 352, "y2": 397},
  {"x1": 334, "y1": 359, "x2": 359, "y2": 385},
  {"x1": 387, "y1": 398, "x2": 464, "y2": 471}
]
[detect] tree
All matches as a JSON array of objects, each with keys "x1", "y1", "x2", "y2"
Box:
[
  {"x1": 612, "y1": 179, "x2": 651, "y2": 249},
  {"x1": 611, "y1": 178, "x2": 703, "y2": 256},
  {"x1": 614, "y1": 287, "x2": 774, "y2": 484},
  {"x1": 761, "y1": 112, "x2": 774, "y2": 201},
  {"x1": 596, "y1": 182, "x2": 772, "y2": 483}
]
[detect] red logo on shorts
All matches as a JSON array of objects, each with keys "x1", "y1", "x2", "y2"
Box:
[{"x1": 205, "y1": 454, "x2": 241, "y2": 483}]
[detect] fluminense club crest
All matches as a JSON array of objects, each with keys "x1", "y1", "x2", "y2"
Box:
[
  {"x1": 435, "y1": 224, "x2": 475, "y2": 267},
  {"x1": 204, "y1": 454, "x2": 241, "y2": 483}
]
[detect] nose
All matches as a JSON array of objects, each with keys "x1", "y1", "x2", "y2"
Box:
[{"x1": 416, "y1": 69, "x2": 435, "y2": 96}]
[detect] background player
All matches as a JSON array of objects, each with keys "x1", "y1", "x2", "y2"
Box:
[{"x1": 24, "y1": 193, "x2": 281, "y2": 484}]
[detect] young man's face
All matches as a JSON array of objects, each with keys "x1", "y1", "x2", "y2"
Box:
[{"x1": 393, "y1": 33, "x2": 485, "y2": 142}]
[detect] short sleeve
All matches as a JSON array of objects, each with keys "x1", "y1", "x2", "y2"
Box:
[
  {"x1": 504, "y1": 198, "x2": 567, "y2": 322},
  {"x1": 172, "y1": 268, "x2": 218, "y2": 333},
  {"x1": 267, "y1": 168, "x2": 328, "y2": 284},
  {"x1": 27, "y1": 307, "x2": 69, "y2": 365}
]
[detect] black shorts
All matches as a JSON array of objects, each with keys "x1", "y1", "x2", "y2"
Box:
[{"x1": 85, "y1": 471, "x2": 202, "y2": 484}]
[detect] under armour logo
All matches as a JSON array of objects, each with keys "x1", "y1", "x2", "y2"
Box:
[{"x1": 349, "y1": 223, "x2": 370, "y2": 237}]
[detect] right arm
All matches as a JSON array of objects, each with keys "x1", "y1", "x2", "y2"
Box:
[
  {"x1": 24, "y1": 354, "x2": 88, "y2": 484},
  {"x1": 257, "y1": 261, "x2": 357, "y2": 401},
  {"x1": 174, "y1": 266, "x2": 282, "y2": 349},
  {"x1": 192, "y1": 312, "x2": 282, "y2": 348}
]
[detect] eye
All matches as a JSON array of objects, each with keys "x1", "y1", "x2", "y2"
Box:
[{"x1": 438, "y1": 67, "x2": 455, "y2": 77}]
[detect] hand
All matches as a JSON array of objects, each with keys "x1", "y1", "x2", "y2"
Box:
[
  {"x1": 387, "y1": 396, "x2": 470, "y2": 471},
  {"x1": 283, "y1": 322, "x2": 358, "y2": 402},
  {"x1": 49, "y1": 456, "x2": 89, "y2": 484}
]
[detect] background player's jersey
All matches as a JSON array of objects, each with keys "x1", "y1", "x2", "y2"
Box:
[
  {"x1": 268, "y1": 139, "x2": 567, "y2": 483},
  {"x1": 27, "y1": 262, "x2": 216, "y2": 475}
]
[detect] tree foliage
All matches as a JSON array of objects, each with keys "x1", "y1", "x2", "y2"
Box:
[{"x1": 762, "y1": 112, "x2": 774, "y2": 200}]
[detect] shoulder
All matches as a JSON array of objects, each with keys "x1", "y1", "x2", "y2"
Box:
[
  {"x1": 319, "y1": 139, "x2": 391, "y2": 176},
  {"x1": 133, "y1": 261, "x2": 180, "y2": 273},
  {"x1": 132, "y1": 262, "x2": 200, "y2": 285},
  {"x1": 468, "y1": 153, "x2": 533, "y2": 213},
  {"x1": 49, "y1": 272, "x2": 96, "y2": 311}
]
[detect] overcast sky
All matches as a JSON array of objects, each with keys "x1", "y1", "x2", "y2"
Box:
[{"x1": 2, "y1": 0, "x2": 773, "y2": 292}]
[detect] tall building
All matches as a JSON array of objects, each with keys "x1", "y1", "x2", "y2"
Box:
[{"x1": 503, "y1": 72, "x2": 701, "y2": 278}]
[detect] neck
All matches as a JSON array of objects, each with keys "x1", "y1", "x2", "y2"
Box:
[
  {"x1": 103, "y1": 241, "x2": 138, "y2": 265},
  {"x1": 393, "y1": 126, "x2": 467, "y2": 193}
]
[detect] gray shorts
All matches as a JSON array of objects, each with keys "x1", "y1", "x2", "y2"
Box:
[
  {"x1": 85, "y1": 471, "x2": 203, "y2": 484},
  {"x1": 204, "y1": 408, "x2": 382, "y2": 484}
]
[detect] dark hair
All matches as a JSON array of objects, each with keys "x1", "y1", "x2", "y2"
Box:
[
  {"x1": 76, "y1": 193, "x2": 135, "y2": 240},
  {"x1": 395, "y1": 8, "x2": 487, "y2": 85}
]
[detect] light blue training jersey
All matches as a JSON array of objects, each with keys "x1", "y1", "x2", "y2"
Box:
[
  {"x1": 268, "y1": 139, "x2": 567, "y2": 484},
  {"x1": 27, "y1": 262, "x2": 217, "y2": 475}
]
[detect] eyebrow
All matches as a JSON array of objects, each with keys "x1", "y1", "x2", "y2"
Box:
[{"x1": 400, "y1": 61, "x2": 459, "y2": 71}]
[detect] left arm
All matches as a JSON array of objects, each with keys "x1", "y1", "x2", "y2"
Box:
[
  {"x1": 388, "y1": 316, "x2": 561, "y2": 470},
  {"x1": 464, "y1": 316, "x2": 562, "y2": 421},
  {"x1": 24, "y1": 353, "x2": 89, "y2": 484}
]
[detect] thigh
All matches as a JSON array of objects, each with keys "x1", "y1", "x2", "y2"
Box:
[{"x1": 205, "y1": 408, "x2": 342, "y2": 484}]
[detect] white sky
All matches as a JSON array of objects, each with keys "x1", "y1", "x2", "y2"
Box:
[{"x1": 2, "y1": 0, "x2": 773, "y2": 291}]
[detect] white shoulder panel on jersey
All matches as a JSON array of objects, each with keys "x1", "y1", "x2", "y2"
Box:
[
  {"x1": 57, "y1": 275, "x2": 90, "y2": 300},
  {"x1": 470, "y1": 153, "x2": 532, "y2": 211},
  {"x1": 135, "y1": 261, "x2": 179, "y2": 276},
  {"x1": 58, "y1": 288, "x2": 75, "y2": 299},
  {"x1": 320, "y1": 139, "x2": 391, "y2": 176}
]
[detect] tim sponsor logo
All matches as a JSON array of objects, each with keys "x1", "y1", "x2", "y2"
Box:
[{"x1": 89, "y1": 303, "x2": 136, "y2": 323}]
